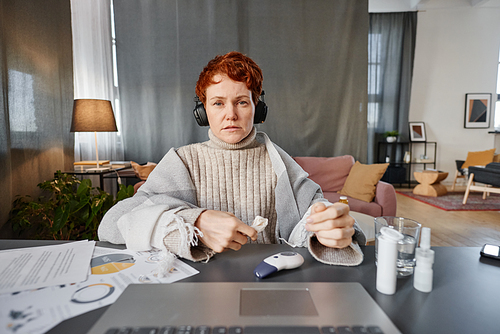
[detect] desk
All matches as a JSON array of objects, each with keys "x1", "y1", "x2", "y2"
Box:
[{"x1": 1, "y1": 241, "x2": 499, "y2": 334}]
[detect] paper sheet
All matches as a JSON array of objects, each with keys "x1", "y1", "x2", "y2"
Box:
[
  {"x1": 0, "y1": 240, "x2": 95, "y2": 295},
  {"x1": 0, "y1": 246, "x2": 199, "y2": 334}
]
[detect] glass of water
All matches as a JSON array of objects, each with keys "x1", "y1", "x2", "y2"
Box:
[{"x1": 374, "y1": 217, "x2": 422, "y2": 277}]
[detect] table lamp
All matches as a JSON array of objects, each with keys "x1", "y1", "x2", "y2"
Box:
[{"x1": 70, "y1": 99, "x2": 118, "y2": 172}]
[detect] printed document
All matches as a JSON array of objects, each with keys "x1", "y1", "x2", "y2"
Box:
[
  {"x1": 0, "y1": 246, "x2": 198, "y2": 334},
  {"x1": 0, "y1": 240, "x2": 95, "y2": 294}
]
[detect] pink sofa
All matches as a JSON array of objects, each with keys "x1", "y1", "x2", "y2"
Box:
[
  {"x1": 133, "y1": 155, "x2": 397, "y2": 217},
  {"x1": 293, "y1": 155, "x2": 397, "y2": 217}
]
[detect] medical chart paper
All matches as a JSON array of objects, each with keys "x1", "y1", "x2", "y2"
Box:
[
  {"x1": 0, "y1": 246, "x2": 199, "y2": 334},
  {"x1": 0, "y1": 240, "x2": 95, "y2": 295}
]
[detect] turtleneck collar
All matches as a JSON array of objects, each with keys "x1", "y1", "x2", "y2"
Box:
[{"x1": 207, "y1": 127, "x2": 257, "y2": 150}]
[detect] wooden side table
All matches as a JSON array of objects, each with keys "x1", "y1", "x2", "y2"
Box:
[{"x1": 413, "y1": 170, "x2": 449, "y2": 197}]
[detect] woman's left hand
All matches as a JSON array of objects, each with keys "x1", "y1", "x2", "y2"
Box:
[{"x1": 304, "y1": 202, "x2": 355, "y2": 249}]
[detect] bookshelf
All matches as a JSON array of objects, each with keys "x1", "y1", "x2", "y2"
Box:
[{"x1": 377, "y1": 141, "x2": 437, "y2": 187}]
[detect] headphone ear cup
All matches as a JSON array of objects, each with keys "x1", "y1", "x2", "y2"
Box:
[
  {"x1": 253, "y1": 100, "x2": 268, "y2": 124},
  {"x1": 193, "y1": 98, "x2": 209, "y2": 126}
]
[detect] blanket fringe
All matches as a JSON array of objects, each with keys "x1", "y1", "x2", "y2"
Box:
[
  {"x1": 163, "y1": 217, "x2": 203, "y2": 258},
  {"x1": 152, "y1": 214, "x2": 205, "y2": 277},
  {"x1": 152, "y1": 249, "x2": 177, "y2": 278}
]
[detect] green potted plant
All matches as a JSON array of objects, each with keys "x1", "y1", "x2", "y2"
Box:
[
  {"x1": 384, "y1": 130, "x2": 399, "y2": 143},
  {"x1": 8, "y1": 171, "x2": 134, "y2": 240}
]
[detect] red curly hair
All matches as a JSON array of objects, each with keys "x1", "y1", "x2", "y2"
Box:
[{"x1": 195, "y1": 51, "x2": 263, "y2": 106}]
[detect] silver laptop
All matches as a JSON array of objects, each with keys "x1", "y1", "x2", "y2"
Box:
[{"x1": 88, "y1": 282, "x2": 401, "y2": 334}]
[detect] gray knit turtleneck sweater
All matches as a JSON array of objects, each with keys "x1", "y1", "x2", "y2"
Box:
[
  {"x1": 175, "y1": 127, "x2": 278, "y2": 245},
  {"x1": 99, "y1": 127, "x2": 364, "y2": 265}
]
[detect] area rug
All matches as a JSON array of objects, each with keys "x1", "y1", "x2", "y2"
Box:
[{"x1": 396, "y1": 191, "x2": 500, "y2": 211}]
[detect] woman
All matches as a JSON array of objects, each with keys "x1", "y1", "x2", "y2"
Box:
[{"x1": 99, "y1": 51, "x2": 365, "y2": 267}]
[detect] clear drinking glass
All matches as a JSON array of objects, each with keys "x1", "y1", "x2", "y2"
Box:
[{"x1": 374, "y1": 216, "x2": 422, "y2": 277}]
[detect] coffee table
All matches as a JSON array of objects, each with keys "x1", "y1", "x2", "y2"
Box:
[{"x1": 413, "y1": 170, "x2": 449, "y2": 197}]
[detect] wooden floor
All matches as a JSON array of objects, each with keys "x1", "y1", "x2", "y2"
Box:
[{"x1": 395, "y1": 184, "x2": 500, "y2": 247}]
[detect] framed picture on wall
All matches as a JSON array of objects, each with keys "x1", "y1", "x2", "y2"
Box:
[
  {"x1": 464, "y1": 93, "x2": 491, "y2": 128},
  {"x1": 409, "y1": 122, "x2": 426, "y2": 141}
]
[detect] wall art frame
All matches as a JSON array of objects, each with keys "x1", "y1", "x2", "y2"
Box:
[
  {"x1": 409, "y1": 122, "x2": 426, "y2": 142},
  {"x1": 464, "y1": 93, "x2": 491, "y2": 128}
]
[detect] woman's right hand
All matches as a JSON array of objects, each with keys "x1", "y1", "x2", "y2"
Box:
[{"x1": 194, "y1": 210, "x2": 258, "y2": 253}]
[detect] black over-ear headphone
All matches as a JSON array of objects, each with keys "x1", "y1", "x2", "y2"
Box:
[{"x1": 193, "y1": 91, "x2": 268, "y2": 127}]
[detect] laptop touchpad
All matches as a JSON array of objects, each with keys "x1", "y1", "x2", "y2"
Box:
[{"x1": 240, "y1": 289, "x2": 319, "y2": 316}]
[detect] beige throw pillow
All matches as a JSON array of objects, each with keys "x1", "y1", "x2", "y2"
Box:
[
  {"x1": 339, "y1": 161, "x2": 389, "y2": 202},
  {"x1": 461, "y1": 149, "x2": 495, "y2": 169}
]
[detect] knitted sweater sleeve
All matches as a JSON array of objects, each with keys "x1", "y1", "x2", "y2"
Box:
[
  {"x1": 284, "y1": 197, "x2": 366, "y2": 266},
  {"x1": 270, "y1": 140, "x2": 365, "y2": 266},
  {"x1": 98, "y1": 148, "x2": 215, "y2": 261}
]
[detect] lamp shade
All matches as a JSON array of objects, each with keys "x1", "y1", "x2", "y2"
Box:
[{"x1": 70, "y1": 99, "x2": 118, "y2": 132}]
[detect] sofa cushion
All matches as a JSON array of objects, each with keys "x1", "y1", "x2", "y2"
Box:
[
  {"x1": 339, "y1": 161, "x2": 389, "y2": 202},
  {"x1": 293, "y1": 155, "x2": 355, "y2": 192},
  {"x1": 461, "y1": 148, "x2": 495, "y2": 169}
]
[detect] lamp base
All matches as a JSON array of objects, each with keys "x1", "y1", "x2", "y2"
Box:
[{"x1": 85, "y1": 167, "x2": 111, "y2": 173}]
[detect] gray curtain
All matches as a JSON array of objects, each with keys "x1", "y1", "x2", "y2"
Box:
[
  {"x1": 0, "y1": 0, "x2": 74, "y2": 234},
  {"x1": 114, "y1": 0, "x2": 369, "y2": 164},
  {"x1": 367, "y1": 12, "x2": 417, "y2": 163}
]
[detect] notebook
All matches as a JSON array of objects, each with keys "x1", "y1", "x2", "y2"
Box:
[{"x1": 87, "y1": 282, "x2": 401, "y2": 334}]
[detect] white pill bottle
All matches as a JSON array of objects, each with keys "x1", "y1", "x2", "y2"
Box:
[{"x1": 376, "y1": 227, "x2": 403, "y2": 295}]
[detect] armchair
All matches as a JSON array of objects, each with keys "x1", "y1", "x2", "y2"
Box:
[
  {"x1": 451, "y1": 160, "x2": 466, "y2": 191},
  {"x1": 451, "y1": 149, "x2": 497, "y2": 191},
  {"x1": 463, "y1": 162, "x2": 500, "y2": 204}
]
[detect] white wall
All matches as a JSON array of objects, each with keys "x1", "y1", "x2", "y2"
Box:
[
  {"x1": 409, "y1": 7, "x2": 500, "y2": 183},
  {"x1": 369, "y1": 0, "x2": 417, "y2": 12},
  {"x1": 370, "y1": 0, "x2": 500, "y2": 12}
]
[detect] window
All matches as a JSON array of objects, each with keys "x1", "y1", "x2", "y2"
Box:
[
  {"x1": 8, "y1": 70, "x2": 36, "y2": 132},
  {"x1": 496, "y1": 48, "x2": 500, "y2": 129},
  {"x1": 367, "y1": 32, "x2": 381, "y2": 130},
  {"x1": 110, "y1": 0, "x2": 122, "y2": 137}
]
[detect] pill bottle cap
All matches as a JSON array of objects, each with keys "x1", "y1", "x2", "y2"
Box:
[{"x1": 380, "y1": 227, "x2": 404, "y2": 242}]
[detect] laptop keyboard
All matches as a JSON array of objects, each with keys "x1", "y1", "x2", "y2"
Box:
[{"x1": 104, "y1": 325, "x2": 385, "y2": 334}]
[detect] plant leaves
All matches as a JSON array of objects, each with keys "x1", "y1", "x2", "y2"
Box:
[
  {"x1": 10, "y1": 171, "x2": 133, "y2": 240},
  {"x1": 116, "y1": 184, "x2": 135, "y2": 202},
  {"x1": 77, "y1": 179, "x2": 91, "y2": 197},
  {"x1": 53, "y1": 204, "x2": 70, "y2": 232}
]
